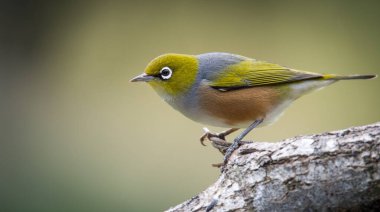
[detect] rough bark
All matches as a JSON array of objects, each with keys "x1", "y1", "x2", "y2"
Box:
[{"x1": 167, "y1": 122, "x2": 380, "y2": 211}]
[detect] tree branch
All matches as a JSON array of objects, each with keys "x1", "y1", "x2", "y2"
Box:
[{"x1": 167, "y1": 122, "x2": 380, "y2": 211}]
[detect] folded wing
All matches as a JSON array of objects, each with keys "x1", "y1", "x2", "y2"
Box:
[{"x1": 206, "y1": 60, "x2": 323, "y2": 90}]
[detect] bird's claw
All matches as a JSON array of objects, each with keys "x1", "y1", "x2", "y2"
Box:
[
  {"x1": 200, "y1": 127, "x2": 248, "y2": 171},
  {"x1": 211, "y1": 162, "x2": 224, "y2": 168},
  {"x1": 200, "y1": 127, "x2": 238, "y2": 146},
  {"x1": 199, "y1": 127, "x2": 211, "y2": 146},
  {"x1": 200, "y1": 127, "x2": 228, "y2": 146},
  {"x1": 200, "y1": 127, "x2": 242, "y2": 156}
]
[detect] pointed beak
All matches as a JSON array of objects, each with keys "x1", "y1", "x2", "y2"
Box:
[{"x1": 130, "y1": 73, "x2": 155, "y2": 82}]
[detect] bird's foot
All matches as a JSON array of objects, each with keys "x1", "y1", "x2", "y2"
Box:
[
  {"x1": 220, "y1": 139, "x2": 253, "y2": 172},
  {"x1": 200, "y1": 127, "x2": 253, "y2": 171},
  {"x1": 221, "y1": 119, "x2": 262, "y2": 172},
  {"x1": 200, "y1": 128, "x2": 239, "y2": 154}
]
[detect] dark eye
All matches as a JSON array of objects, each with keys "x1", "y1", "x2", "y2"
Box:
[{"x1": 159, "y1": 67, "x2": 173, "y2": 80}]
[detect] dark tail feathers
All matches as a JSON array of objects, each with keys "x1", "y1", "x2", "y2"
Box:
[{"x1": 323, "y1": 74, "x2": 377, "y2": 80}]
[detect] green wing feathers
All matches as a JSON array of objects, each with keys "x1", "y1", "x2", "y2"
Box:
[{"x1": 208, "y1": 60, "x2": 323, "y2": 89}]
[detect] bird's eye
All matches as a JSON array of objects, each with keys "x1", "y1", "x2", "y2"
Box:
[{"x1": 159, "y1": 67, "x2": 173, "y2": 80}]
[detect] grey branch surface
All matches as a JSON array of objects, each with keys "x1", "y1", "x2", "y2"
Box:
[{"x1": 167, "y1": 122, "x2": 380, "y2": 211}]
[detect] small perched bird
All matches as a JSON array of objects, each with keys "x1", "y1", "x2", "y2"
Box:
[{"x1": 131, "y1": 52, "x2": 376, "y2": 168}]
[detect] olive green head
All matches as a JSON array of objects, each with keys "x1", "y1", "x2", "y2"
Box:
[{"x1": 131, "y1": 53, "x2": 198, "y2": 97}]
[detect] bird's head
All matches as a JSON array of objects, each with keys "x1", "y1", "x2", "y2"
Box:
[{"x1": 131, "y1": 54, "x2": 199, "y2": 98}]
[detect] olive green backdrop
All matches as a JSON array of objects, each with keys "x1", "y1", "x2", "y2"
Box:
[{"x1": 1, "y1": 0, "x2": 379, "y2": 211}]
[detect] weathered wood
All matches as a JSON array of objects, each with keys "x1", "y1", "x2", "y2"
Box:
[{"x1": 167, "y1": 122, "x2": 380, "y2": 211}]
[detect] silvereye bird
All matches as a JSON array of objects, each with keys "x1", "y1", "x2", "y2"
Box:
[{"x1": 131, "y1": 52, "x2": 376, "y2": 167}]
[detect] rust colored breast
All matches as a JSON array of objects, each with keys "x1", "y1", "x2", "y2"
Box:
[{"x1": 197, "y1": 84, "x2": 284, "y2": 126}]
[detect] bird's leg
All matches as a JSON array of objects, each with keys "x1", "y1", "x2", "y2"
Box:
[
  {"x1": 222, "y1": 119, "x2": 263, "y2": 170},
  {"x1": 200, "y1": 128, "x2": 239, "y2": 154}
]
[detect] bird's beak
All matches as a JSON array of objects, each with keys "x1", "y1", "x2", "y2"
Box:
[{"x1": 130, "y1": 73, "x2": 154, "y2": 82}]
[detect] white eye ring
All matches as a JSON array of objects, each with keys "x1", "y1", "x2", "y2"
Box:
[{"x1": 159, "y1": 67, "x2": 173, "y2": 80}]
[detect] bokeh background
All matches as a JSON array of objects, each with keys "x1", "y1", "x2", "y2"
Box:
[{"x1": 1, "y1": 0, "x2": 380, "y2": 211}]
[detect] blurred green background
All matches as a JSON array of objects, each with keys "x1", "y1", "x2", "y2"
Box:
[{"x1": 1, "y1": 0, "x2": 379, "y2": 211}]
